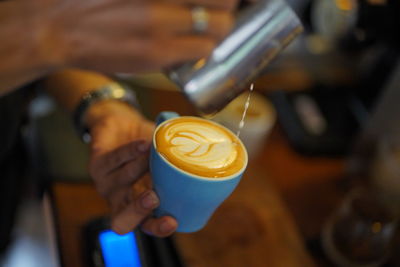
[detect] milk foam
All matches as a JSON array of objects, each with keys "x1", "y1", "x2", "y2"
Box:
[
  {"x1": 165, "y1": 122, "x2": 237, "y2": 170},
  {"x1": 155, "y1": 117, "x2": 245, "y2": 178}
]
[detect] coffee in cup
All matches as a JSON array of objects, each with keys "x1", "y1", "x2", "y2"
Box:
[
  {"x1": 150, "y1": 112, "x2": 248, "y2": 232},
  {"x1": 155, "y1": 116, "x2": 246, "y2": 178}
]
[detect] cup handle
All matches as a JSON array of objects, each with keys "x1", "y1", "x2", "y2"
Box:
[{"x1": 156, "y1": 111, "x2": 179, "y2": 125}]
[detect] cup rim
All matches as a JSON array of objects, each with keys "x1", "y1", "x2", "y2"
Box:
[{"x1": 153, "y1": 116, "x2": 248, "y2": 181}]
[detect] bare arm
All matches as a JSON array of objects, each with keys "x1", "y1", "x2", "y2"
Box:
[
  {"x1": 1, "y1": 0, "x2": 237, "y2": 96},
  {"x1": 0, "y1": 1, "x2": 59, "y2": 94},
  {"x1": 42, "y1": 69, "x2": 113, "y2": 112}
]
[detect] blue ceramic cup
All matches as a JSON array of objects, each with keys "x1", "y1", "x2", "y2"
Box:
[{"x1": 150, "y1": 111, "x2": 248, "y2": 233}]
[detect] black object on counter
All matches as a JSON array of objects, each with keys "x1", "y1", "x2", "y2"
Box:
[
  {"x1": 269, "y1": 88, "x2": 363, "y2": 157},
  {"x1": 82, "y1": 217, "x2": 184, "y2": 267}
]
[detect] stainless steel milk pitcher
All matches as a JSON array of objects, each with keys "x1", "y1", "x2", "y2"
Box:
[{"x1": 169, "y1": 0, "x2": 303, "y2": 115}]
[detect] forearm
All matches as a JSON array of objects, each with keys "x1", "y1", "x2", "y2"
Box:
[
  {"x1": 42, "y1": 69, "x2": 115, "y2": 112},
  {"x1": 42, "y1": 69, "x2": 143, "y2": 129},
  {"x1": 0, "y1": 1, "x2": 55, "y2": 94}
]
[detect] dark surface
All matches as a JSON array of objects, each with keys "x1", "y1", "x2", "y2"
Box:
[
  {"x1": 82, "y1": 217, "x2": 184, "y2": 267},
  {"x1": 269, "y1": 89, "x2": 362, "y2": 157},
  {"x1": 0, "y1": 136, "x2": 28, "y2": 253}
]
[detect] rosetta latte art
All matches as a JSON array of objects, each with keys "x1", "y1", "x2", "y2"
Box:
[
  {"x1": 155, "y1": 117, "x2": 246, "y2": 178},
  {"x1": 167, "y1": 123, "x2": 236, "y2": 169}
]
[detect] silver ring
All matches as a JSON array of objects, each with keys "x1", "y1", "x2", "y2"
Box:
[{"x1": 191, "y1": 7, "x2": 209, "y2": 34}]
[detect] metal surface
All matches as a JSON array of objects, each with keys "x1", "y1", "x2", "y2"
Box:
[{"x1": 169, "y1": 0, "x2": 303, "y2": 115}]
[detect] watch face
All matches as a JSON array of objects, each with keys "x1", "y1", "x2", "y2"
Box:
[{"x1": 311, "y1": 0, "x2": 358, "y2": 42}]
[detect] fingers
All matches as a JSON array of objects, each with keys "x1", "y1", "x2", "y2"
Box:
[
  {"x1": 66, "y1": 1, "x2": 237, "y2": 72},
  {"x1": 111, "y1": 190, "x2": 159, "y2": 234},
  {"x1": 75, "y1": 35, "x2": 216, "y2": 72},
  {"x1": 98, "y1": 152, "x2": 150, "y2": 197},
  {"x1": 141, "y1": 36, "x2": 215, "y2": 69},
  {"x1": 147, "y1": 4, "x2": 234, "y2": 39},
  {"x1": 164, "y1": 0, "x2": 239, "y2": 11},
  {"x1": 80, "y1": 3, "x2": 234, "y2": 39},
  {"x1": 90, "y1": 140, "x2": 151, "y2": 178},
  {"x1": 110, "y1": 189, "x2": 178, "y2": 238},
  {"x1": 141, "y1": 216, "x2": 178, "y2": 237}
]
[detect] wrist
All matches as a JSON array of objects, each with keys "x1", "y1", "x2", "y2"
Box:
[
  {"x1": 85, "y1": 100, "x2": 141, "y2": 130},
  {"x1": 73, "y1": 83, "x2": 140, "y2": 142}
]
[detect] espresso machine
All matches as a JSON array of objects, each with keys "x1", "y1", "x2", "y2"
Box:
[{"x1": 269, "y1": 0, "x2": 400, "y2": 157}]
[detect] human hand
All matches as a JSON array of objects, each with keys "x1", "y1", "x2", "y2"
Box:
[
  {"x1": 86, "y1": 100, "x2": 178, "y2": 237},
  {"x1": 30, "y1": 0, "x2": 239, "y2": 73}
]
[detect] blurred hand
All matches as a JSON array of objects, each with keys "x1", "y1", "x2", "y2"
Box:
[
  {"x1": 30, "y1": 0, "x2": 239, "y2": 73},
  {"x1": 86, "y1": 100, "x2": 178, "y2": 237}
]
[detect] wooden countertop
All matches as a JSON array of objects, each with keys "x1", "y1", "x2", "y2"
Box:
[{"x1": 172, "y1": 161, "x2": 315, "y2": 267}]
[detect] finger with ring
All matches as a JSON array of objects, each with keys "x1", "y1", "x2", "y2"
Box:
[{"x1": 191, "y1": 6, "x2": 209, "y2": 33}]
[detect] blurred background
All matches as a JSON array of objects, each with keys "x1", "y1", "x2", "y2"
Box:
[{"x1": 1, "y1": 0, "x2": 400, "y2": 266}]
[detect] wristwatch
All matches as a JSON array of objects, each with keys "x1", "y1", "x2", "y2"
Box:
[{"x1": 73, "y1": 82, "x2": 138, "y2": 143}]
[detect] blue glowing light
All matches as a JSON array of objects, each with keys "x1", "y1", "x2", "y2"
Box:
[{"x1": 99, "y1": 230, "x2": 142, "y2": 267}]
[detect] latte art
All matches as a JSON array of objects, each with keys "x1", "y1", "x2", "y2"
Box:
[
  {"x1": 155, "y1": 117, "x2": 246, "y2": 178},
  {"x1": 166, "y1": 123, "x2": 236, "y2": 169}
]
